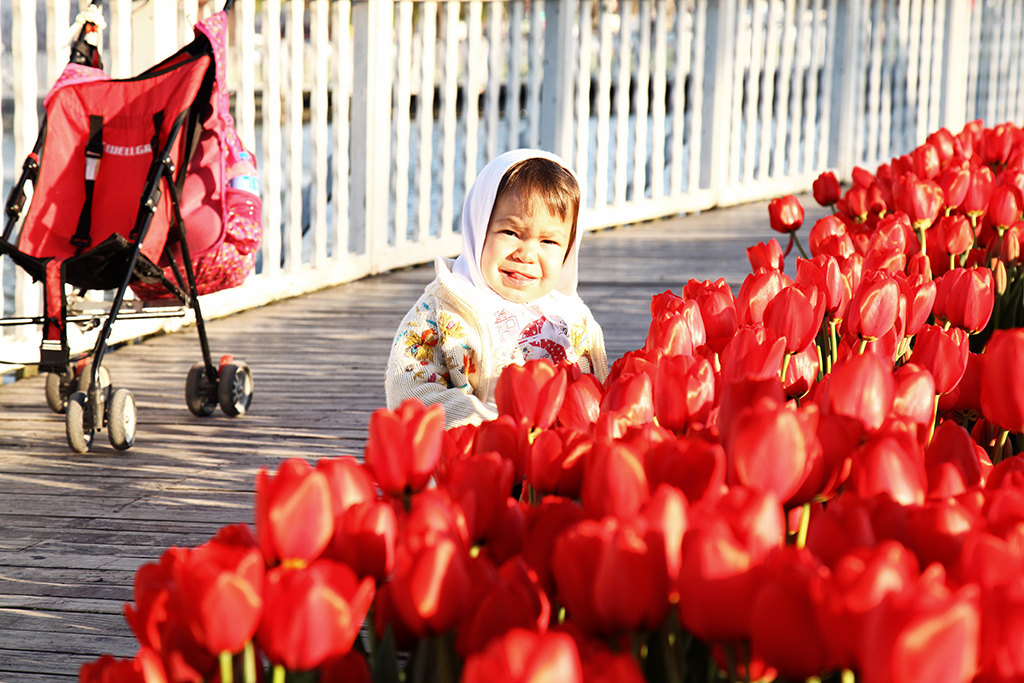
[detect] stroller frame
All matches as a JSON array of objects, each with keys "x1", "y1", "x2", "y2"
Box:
[{"x1": 0, "y1": 0, "x2": 253, "y2": 453}]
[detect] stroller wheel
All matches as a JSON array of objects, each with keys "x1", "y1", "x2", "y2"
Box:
[
  {"x1": 78, "y1": 360, "x2": 111, "y2": 398},
  {"x1": 108, "y1": 388, "x2": 137, "y2": 451},
  {"x1": 45, "y1": 372, "x2": 74, "y2": 414},
  {"x1": 218, "y1": 361, "x2": 254, "y2": 418},
  {"x1": 185, "y1": 362, "x2": 217, "y2": 417},
  {"x1": 66, "y1": 392, "x2": 94, "y2": 453}
]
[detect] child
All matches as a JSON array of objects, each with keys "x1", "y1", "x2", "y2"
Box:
[{"x1": 386, "y1": 149, "x2": 608, "y2": 429}]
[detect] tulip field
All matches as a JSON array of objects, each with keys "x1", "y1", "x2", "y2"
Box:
[{"x1": 83, "y1": 120, "x2": 1024, "y2": 683}]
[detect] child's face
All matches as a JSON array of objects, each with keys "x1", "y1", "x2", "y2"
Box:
[{"x1": 480, "y1": 191, "x2": 573, "y2": 304}]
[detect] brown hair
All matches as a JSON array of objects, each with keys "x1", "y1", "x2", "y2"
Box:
[{"x1": 492, "y1": 157, "x2": 581, "y2": 261}]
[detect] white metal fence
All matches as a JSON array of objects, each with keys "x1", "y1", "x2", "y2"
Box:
[{"x1": 0, "y1": 0, "x2": 1021, "y2": 372}]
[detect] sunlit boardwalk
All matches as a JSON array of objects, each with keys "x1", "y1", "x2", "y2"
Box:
[{"x1": 0, "y1": 197, "x2": 828, "y2": 680}]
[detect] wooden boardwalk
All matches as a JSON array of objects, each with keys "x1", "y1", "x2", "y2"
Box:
[{"x1": 0, "y1": 198, "x2": 827, "y2": 681}]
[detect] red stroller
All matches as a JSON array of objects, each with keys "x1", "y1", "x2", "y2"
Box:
[{"x1": 1, "y1": 1, "x2": 261, "y2": 452}]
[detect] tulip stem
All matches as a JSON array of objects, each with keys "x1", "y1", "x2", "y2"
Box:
[
  {"x1": 858, "y1": 339, "x2": 868, "y2": 354},
  {"x1": 780, "y1": 353, "x2": 792, "y2": 384},
  {"x1": 842, "y1": 670, "x2": 856, "y2": 683},
  {"x1": 219, "y1": 651, "x2": 234, "y2": 683},
  {"x1": 365, "y1": 605, "x2": 378, "y2": 663},
  {"x1": 996, "y1": 429, "x2": 1010, "y2": 464},
  {"x1": 243, "y1": 642, "x2": 257, "y2": 683},
  {"x1": 926, "y1": 395, "x2": 940, "y2": 449},
  {"x1": 796, "y1": 502, "x2": 811, "y2": 549},
  {"x1": 272, "y1": 664, "x2": 286, "y2": 683},
  {"x1": 791, "y1": 231, "x2": 810, "y2": 259},
  {"x1": 830, "y1": 320, "x2": 839, "y2": 369}
]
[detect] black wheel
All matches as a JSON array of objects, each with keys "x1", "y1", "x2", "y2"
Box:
[
  {"x1": 107, "y1": 388, "x2": 136, "y2": 451},
  {"x1": 218, "y1": 361, "x2": 253, "y2": 417},
  {"x1": 185, "y1": 362, "x2": 217, "y2": 417},
  {"x1": 66, "y1": 392, "x2": 93, "y2": 453},
  {"x1": 45, "y1": 372, "x2": 72, "y2": 414},
  {"x1": 78, "y1": 360, "x2": 111, "y2": 397}
]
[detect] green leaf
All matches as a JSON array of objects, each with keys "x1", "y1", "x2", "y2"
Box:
[{"x1": 373, "y1": 625, "x2": 402, "y2": 683}]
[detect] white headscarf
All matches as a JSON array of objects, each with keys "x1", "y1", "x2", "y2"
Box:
[{"x1": 451, "y1": 148, "x2": 582, "y2": 299}]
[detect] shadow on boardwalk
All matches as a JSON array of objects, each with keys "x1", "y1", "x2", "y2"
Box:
[{"x1": 0, "y1": 197, "x2": 827, "y2": 680}]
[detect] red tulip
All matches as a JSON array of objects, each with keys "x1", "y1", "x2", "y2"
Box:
[
  {"x1": 600, "y1": 371, "x2": 654, "y2": 427},
  {"x1": 939, "y1": 160, "x2": 972, "y2": 211},
  {"x1": 804, "y1": 492, "x2": 877, "y2": 567},
  {"x1": 840, "y1": 185, "x2": 871, "y2": 223},
  {"x1": 578, "y1": 644, "x2": 647, "y2": 683},
  {"x1": 813, "y1": 171, "x2": 842, "y2": 206},
  {"x1": 556, "y1": 374, "x2": 602, "y2": 432},
  {"x1": 402, "y1": 487, "x2": 471, "y2": 553},
  {"x1": 892, "y1": 363, "x2": 936, "y2": 433},
  {"x1": 783, "y1": 342, "x2": 820, "y2": 399},
  {"x1": 364, "y1": 398, "x2": 445, "y2": 497},
  {"x1": 750, "y1": 547, "x2": 834, "y2": 679},
  {"x1": 495, "y1": 359, "x2": 567, "y2": 431},
  {"x1": 645, "y1": 299, "x2": 706, "y2": 357},
  {"x1": 461, "y1": 629, "x2": 583, "y2": 683},
  {"x1": 826, "y1": 351, "x2": 895, "y2": 434},
  {"x1": 858, "y1": 567, "x2": 980, "y2": 683},
  {"x1": 927, "y1": 128, "x2": 959, "y2": 162},
  {"x1": 642, "y1": 484, "x2": 689, "y2": 586},
  {"x1": 988, "y1": 184, "x2": 1022, "y2": 230},
  {"x1": 910, "y1": 324, "x2": 970, "y2": 395},
  {"x1": 529, "y1": 429, "x2": 591, "y2": 502},
  {"x1": 895, "y1": 175, "x2": 945, "y2": 230},
  {"x1": 682, "y1": 278, "x2": 739, "y2": 349},
  {"x1": 553, "y1": 517, "x2": 669, "y2": 635},
  {"x1": 934, "y1": 266, "x2": 994, "y2": 333},
  {"x1": 388, "y1": 532, "x2": 473, "y2": 636},
  {"x1": 763, "y1": 284, "x2": 825, "y2": 354},
  {"x1": 961, "y1": 164, "x2": 995, "y2": 220},
  {"x1": 864, "y1": 213, "x2": 910, "y2": 274},
  {"x1": 521, "y1": 497, "x2": 585, "y2": 597},
  {"x1": 644, "y1": 436, "x2": 727, "y2": 506},
  {"x1": 440, "y1": 451, "x2": 515, "y2": 543},
  {"x1": 327, "y1": 500, "x2": 398, "y2": 583},
  {"x1": 256, "y1": 457, "x2": 334, "y2": 566},
  {"x1": 894, "y1": 273, "x2": 936, "y2": 337},
  {"x1": 978, "y1": 576, "x2": 1024, "y2": 682},
  {"x1": 937, "y1": 214, "x2": 973, "y2": 256},
  {"x1": 473, "y1": 414, "x2": 529, "y2": 482},
  {"x1": 980, "y1": 328, "x2": 1024, "y2": 434},
  {"x1": 845, "y1": 273, "x2": 900, "y2": 342},
  {"x1": 581, "y1": 440, "x2": 649, "y2": 520},
  {"x1": 457, "y1": 557, "x2": 550, "y2": 657},
  {"x1": 316, "y1": 456, "x2": 377, "y2": 517},
  {"x1": 258, "y1": 560, "x2": 375, "y2": 672},
  {"x1": 80, "y1": 649, "x2": 167, "y2": 683},
  {"x1": 817, "y1": 540, "x2": 921, "y2": 668},
  {"x1": 912, "y1": 142, "x2": 942, "y2": 180},
  {"x1": 979, "y1": 123, "x2": 1015, "y2": 167},
  {"x1": 677, "y1": 487, "x2": 785, "y2": 642},
  {"x1": 849, "y1": 433, "x2": 927, "y2": 506},
  {"x1": 769, "y1": 195, "x2": 805, "y2": 233},
  {"x1": 729, "y1": 397, "x2": 820, "y2": 503},
  {"x1": 736, "y1": 267, "x2": 793, "y2": 326},
  {"x1": 810, "y1": 214, "x2": 855, "y2": 257},
  {"x1": 796, "y1": 254, "x2": 851, "y2": 320},
  {"x1": 175, "y1": 539, "x2": 264, "y2": 655},
  {"x1": 653, "y1": 354, "x2": 715, "y2": 431},
  {"x1": 123, "y1": 548, "x2": 217, "y2": 682},
  {"x1": 747, "y1": 238, "x2": 785, "y2": 271}
]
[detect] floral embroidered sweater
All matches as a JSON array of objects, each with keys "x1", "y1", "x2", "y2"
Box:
[{"x1": 386, "y1": 258, "x2": 609, "y2": 429}]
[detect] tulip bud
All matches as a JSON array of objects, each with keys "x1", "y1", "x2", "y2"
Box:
[
  {"x1": 747, "y1": 238, "x2": 785, "y2": 272},
  {"x1": 813, "y1": 171, "x2": 842, "y2": 207},
  {"x1": 988, "y1": 185, "x2": 1022, "y2": 231},
  {"x1": 769, "y1": 195, "x2": 805, "y2": 234}
]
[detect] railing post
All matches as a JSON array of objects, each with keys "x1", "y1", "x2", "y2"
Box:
[
  {"x1": 540, "y1": 0, "x2": 577, "y2": 160},
  {"x1": 700, "y1": 0, "x2": 737, "y2": 202},
  {"x1": 940, "y1": 0, "x2": 971, "y2": 133},
  {"x1": 13, "y1": 0, "x2": 40, "y2": 334},
  {"x1": 828, "y1": 0, "x2": 864, "y2": 179},
  {"x1": 131, "y1": 0, "x2": 178, "y2": 74},
  {"x1": 351, "y1": 0, "x2": 394, "y2": 272}
]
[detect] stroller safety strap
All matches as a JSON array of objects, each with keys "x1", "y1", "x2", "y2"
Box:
[{"x1": 71, "y1": 115, "x2": 103, "y2": 250}]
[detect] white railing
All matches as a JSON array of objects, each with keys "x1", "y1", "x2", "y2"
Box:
[{"x1": 0, "y1": 0, "x2": 1021, "y2": 374}]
